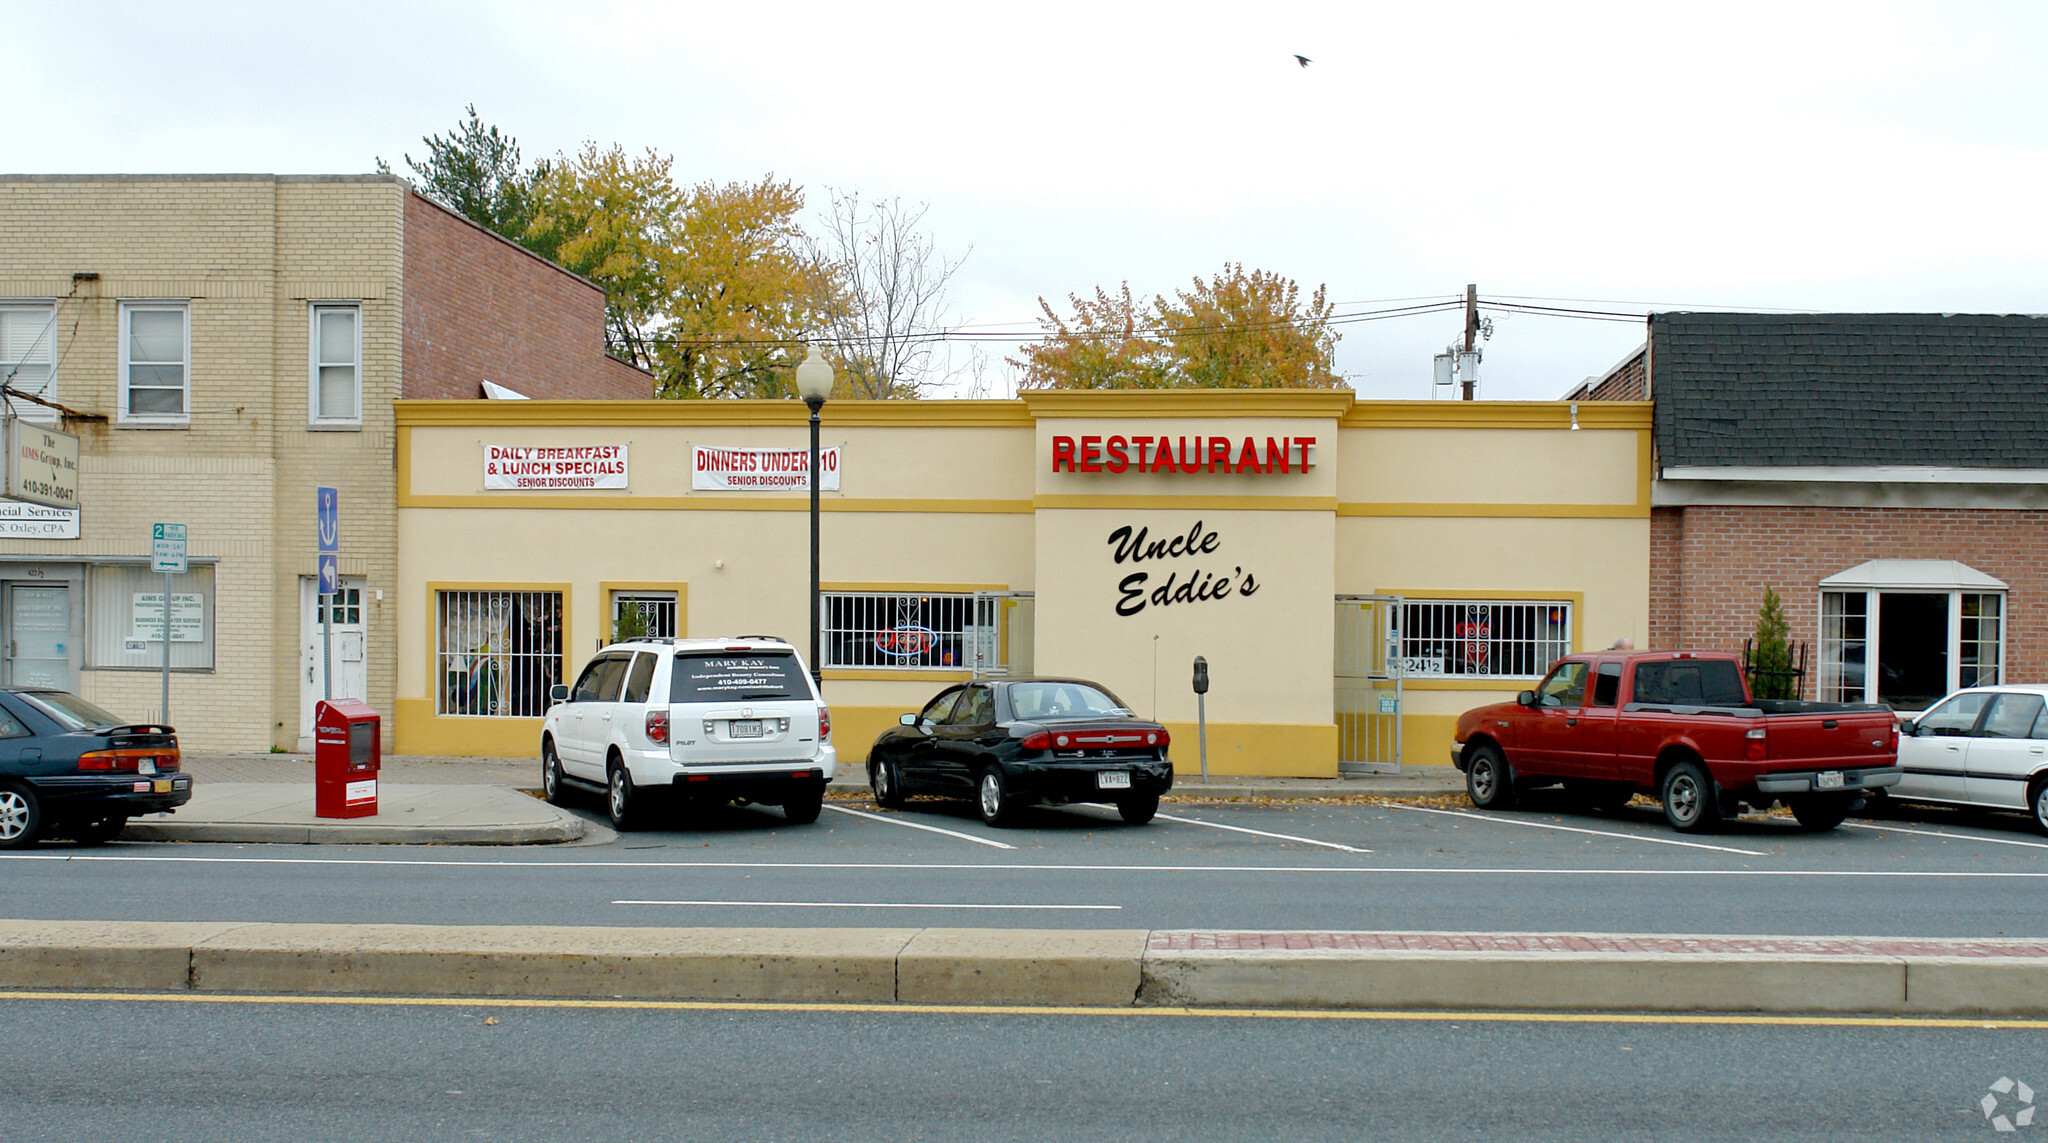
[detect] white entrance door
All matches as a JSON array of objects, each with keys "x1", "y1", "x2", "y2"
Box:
[
  {"x1": 5, "y1": 584, "x2": 71, "y2": 690},
  {"x1": 299, "y1": 576, "x2": 367, "y2": 749}
]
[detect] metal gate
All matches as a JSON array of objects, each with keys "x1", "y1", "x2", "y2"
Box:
[
  {"x1": 1336, "y1": 594, "x2": 1404, "y2": 774},
  {"x1": 969, "y1": 591, "x2": 1034, "y2": 678}
]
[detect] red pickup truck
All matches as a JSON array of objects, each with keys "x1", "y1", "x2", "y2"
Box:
[{"x1": 1451, "y1": 650, "x2": 1900, "y2": 832}]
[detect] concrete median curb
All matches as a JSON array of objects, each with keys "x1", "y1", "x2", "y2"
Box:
[{"x1": 4, "y1": 922, "x2": 2047, "y2": 1016}]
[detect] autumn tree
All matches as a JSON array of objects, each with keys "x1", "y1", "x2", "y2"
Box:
[
  {"x1": 1014, "y1": 264, "x2": 1342, "y2": 390},
  {"x1": 804, "y1": 191, "x2": 970, "y2": 399},
  {"x1": 659, "y1": 177, "x2": 836, "y2": 399},
  {"x1": 383, "y1": 105, "x2": 549, "y2": 241},
  {"x1": 524, "y1": 146, "x2": 836, "y2": 398},
  {"x1": 525, "y1": 143, "x2": 685, "y2": 372}
]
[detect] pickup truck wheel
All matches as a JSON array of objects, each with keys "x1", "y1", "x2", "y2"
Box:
[
  {"x1": 2030, "y1": 778, "x2": 2048, "y2": 837},
  {"x1": 1660, "y1": 761, "x2": 1721, "y2": 833},
  {"x1": 0, "y1": 783, "x2": 41, "y2": 849},
  {"x1": 1788, "y1": 793, "x2": 1855, "y2": 831},
  {"x1": 1465, "y1": 744, "x2": 1518, "y2": 810}
]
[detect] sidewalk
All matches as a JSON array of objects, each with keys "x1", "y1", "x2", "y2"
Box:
[{"x1": 132, "y1": 753, "x2": 1467, "y2": 847}]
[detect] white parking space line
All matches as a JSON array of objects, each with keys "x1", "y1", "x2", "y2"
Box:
[
  {"x1": 824, "y1": 804, "x2": 1016, "y2": 850},
  {"x1": 1844, "y1": 822, "x2": 2048, "y2": 850},
  {"x1": 1388, "y1": 803, "x2": 1770, "y2": 857},
  {"x1": 614, "y1": 899, "x2": 1119, "y2": 910},
  {"x1": 1154, "y1": 812, "x2": 1373, "y2": 854}
]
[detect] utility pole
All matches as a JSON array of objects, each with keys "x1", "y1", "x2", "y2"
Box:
[
  {"x1": 1461, "y1": 284, "x2": 1479, "y2": 401},
  {"x1": 1432, "y1": 284, "x2": 1489, "y2": 400}
]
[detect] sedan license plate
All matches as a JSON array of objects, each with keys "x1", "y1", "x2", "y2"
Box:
[
  {"x1": 1816, "y1": 770, "x2": 1845, "y2": 790},
  {"x1": 1096, "y1": 770, "x2": 1131, "y2": 790},
  {"x1": 729, "y1": 719, "x2": 764, "y2": 739}
]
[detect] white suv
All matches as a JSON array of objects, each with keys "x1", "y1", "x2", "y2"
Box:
[{"x1": 540, "y1": 637, "x2": 835, "y2": 829}]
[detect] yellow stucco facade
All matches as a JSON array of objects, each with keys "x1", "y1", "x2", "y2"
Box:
[{"x1": 393, "y1": 392, "x2": 1652, "y2": 776}]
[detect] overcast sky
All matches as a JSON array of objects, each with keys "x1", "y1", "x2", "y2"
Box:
[{"x1": 12, "y1": 1, "x2": 2048, "y2": 400}]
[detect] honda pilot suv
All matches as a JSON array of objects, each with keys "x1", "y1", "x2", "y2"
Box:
[{"x1": 540, "y1": 637, "x2": 834, "y2": 829}]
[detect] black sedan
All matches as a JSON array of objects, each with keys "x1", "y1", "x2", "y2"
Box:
[
  {"x1": 0, "y1": 688, "x2": 189, "y2": 848},
  {"x1": 867, "y1": 677, "x2": 1173, "y2": 826}
]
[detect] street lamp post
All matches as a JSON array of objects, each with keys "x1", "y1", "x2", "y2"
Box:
[{"x1": 794, "y1": 346, "x2": 835, "y2": 686}]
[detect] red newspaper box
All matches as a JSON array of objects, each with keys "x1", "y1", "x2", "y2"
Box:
[{"x1": 314, "y1": 698, "x2": 380, "y2": 819}]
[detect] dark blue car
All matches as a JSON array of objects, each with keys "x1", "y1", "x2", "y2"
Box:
[{"x1": 0, "y1": 689, "x2": 189, "y2": 848}]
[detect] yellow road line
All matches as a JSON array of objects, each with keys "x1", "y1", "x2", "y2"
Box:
[{"x1": 1, "y1": 990, "x2": 2042, "y2": 1029}]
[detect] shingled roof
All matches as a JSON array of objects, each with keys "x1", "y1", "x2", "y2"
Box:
[{"x1": 1650, "y1": 312, "x2": 2048, "y2": 469}]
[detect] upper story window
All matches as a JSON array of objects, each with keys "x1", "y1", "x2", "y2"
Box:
[
  {"x1": 120, "y1": 301, "x2": 189, "y2": 425},
  {"x1": 0, "y1": 303, "x2": 58, "y2": 420},
  {"x1": 309, "y1": 304, "x2": 361, "y2": 428}
]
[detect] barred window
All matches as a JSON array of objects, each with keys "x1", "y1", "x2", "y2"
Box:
[
  {"x1": 436, "y1": 590, "x2": 562, "y2": 716},
  {"x1": 1397, "y1": 600, "x2": 1572, "y2": 679},
  {"x1": 823, "y1": 591, "x2": 975, "y2": 669},
  {"x1": 612, "y1": 591, "x2": 677, "y2": 640}
]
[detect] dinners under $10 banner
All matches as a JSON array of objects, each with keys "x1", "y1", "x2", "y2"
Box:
[{"x1": 693, "y1": 446, "x2": 841, "y2": 491}]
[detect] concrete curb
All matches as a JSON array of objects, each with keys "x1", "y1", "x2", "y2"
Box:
[
  {"x1": 4, "y1": 921, "x2": 2045, "y2": 1015},
  {"x1": 121, "y1": 819, "x2": 586, "y2": 846}
]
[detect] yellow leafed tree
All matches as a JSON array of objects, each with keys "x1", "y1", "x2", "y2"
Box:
[{"x1": 1015, "y1": 264, "x2": 1342, "y2": 390}]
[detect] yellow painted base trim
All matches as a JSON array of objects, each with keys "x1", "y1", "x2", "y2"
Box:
[
  {"x1": 1394, "y1": 713, "x2": 1460, "y2": 770},
  {"x1": 394, "y1": 698, "x2": 542, "y2": 758}
]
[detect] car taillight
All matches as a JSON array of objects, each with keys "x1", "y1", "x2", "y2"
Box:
[
  {"x1": 1150, "y1": 729, "x2": 1169, "y2": 748},
  {"x1": 1888, "y1": 723, "x2": 1899, "y2": 752},
  {"x1": 1745, "y1": 726, "x2": 1767, "y2": 761},
  {"x1": 78, "y1": 748, "x2": 171, "y2": 772},
  {"x1": 1021, "y1": 731, "x2": 1051, "y2": 751},
  {"x1": 645, "y1": 710, "x2": 670, "y2": 745},
  {"x1": 818, "y1": 706, "x2": 831, "y2": 742}
]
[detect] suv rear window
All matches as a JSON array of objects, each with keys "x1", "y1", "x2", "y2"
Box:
[{"x1": 671, "y1": 653, "x2": 811, "y2": 702}]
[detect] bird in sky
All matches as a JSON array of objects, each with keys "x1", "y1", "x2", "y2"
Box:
[{"x1": 1294, "y1": 54, "x2": 1311, "y2": 67}]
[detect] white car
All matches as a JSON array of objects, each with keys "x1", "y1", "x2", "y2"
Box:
[
  {"x1": 1888, "y1": 684, "x2": 2048, "y2": 834},
  {"x1": 539, "y1": 637, "x2": 835, "y2": 829}
]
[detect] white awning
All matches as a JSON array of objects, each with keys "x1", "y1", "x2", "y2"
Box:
[
  {"x1": 481, "y1": 379, "x2": 530, "y2": 400},
  {"x1": 1819, "y1": 559, "x2": 2007, "y2": 591}
]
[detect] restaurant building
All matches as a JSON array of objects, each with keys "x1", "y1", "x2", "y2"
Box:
[{"x1": 393, "y1": 391, "x2": 1652, "y2": 776}]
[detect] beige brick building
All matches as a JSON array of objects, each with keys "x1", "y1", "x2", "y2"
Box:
[{"x1": 0, "y1": 174, "x2": 645, "y2": 750}]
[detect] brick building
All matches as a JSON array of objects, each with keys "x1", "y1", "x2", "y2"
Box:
[
  {"x1": 1577, "y1": 313, "x2": 2048, "y2": 710},
  {"x1": 0, "y1": 173, "x2": 646, "y2": 750}
]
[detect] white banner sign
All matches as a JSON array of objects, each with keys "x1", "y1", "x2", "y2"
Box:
[
  {"x1": 0, "y1": 500, "x2": 78, "y2": 539},
  {"x1": 131, "y1": 593, "x2": 205, "y2": 643},
  {"x1": 484, "y1": 445, "x2": 628, "y2": 490},
  {"x1": 693, "y1": 446, "x2": 841, "y2": 491}
]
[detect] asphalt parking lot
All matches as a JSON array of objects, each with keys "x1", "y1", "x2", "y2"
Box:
[{"x1": 21, "y1": 784, "x2": 2042, "y2": 938}]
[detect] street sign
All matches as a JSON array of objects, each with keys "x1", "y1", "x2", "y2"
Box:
[
  {"x1": 151, "y1": 522, "x2": 187, "y2": 574},
  {"x1": 316, "y1": 486, "x2": 339, "y2": 553},
  {"x1": 318, "y1": 552, "x2": 338, "y2": 595}
]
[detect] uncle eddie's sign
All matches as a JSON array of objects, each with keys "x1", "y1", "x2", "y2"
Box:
[{"x1": 1053, "y1": 434, "x2": 1316, "y2": 475}]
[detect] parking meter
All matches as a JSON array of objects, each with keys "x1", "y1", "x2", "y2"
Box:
[
  {"x1": 1192, "y1": 656, "x2": 1209, "y2": 694},
  {"x1": 1192, "y1": 656, "x2": 1209, "y2": 782}
]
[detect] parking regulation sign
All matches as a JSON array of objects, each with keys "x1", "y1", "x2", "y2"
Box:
[
  {"x1": 151, "y1": 522, "x2": 187, "y2": 574},
  {"x1": 316, "y1": 486, "x2": 339, "y2": 553}
]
